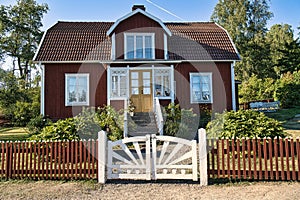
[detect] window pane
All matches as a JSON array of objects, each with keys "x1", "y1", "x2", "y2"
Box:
[
  {"x1": 131, "y1": 72, "x2": 138, "y2": 79},
  {"x1": 136, "y1": 36, "x2": 143, "y2": 58},
  {"x1": 131, "y1": 80, "x2": 139, "y2": 87},
  {"x1": 145, "y1": 36, "x2": 152, "y2": 59},
  {"x1": 127, "y1": 36, "x2": 134, "y2": 59},
  {"x1": 143, "y1": 72, "x2": 150, "y2": 79},
  {"x1": 190, "y1": 74, "x2": 211, "y2": 103},
  {"x1": 66, "y1": 75, "x2": 88, "y2": 105},
  {"x1": 131, "y1": 87, "x2": 139, "y2": 95},
  {"x1": 143, "y1": 87, "x2": 151, "y2": 94}
]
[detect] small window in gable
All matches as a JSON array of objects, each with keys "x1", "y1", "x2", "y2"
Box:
[
  {"x1": 65, "y1": 73, "x2": 89, "y2": 106},
  {"x1": 190, "y1": 73, "x2": 213, "y2": 103},
  {"x1": 125, "y1": 33, "x2": 155, "y2": 59}
]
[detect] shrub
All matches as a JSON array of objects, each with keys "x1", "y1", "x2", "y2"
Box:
[
  {"x1": 27, "y1": 115, "x2": 52, "y2": 136},
  {"x1": 30, "y1": 106, "x2": 123, "y2": 141},
  {"x1": 30, "y1": 118, "x2": 78, "y2": 141},
  {"x1": 274, "y1": 71, "x2": 300, "y2": 108},
  {"x1": 206, "y1": 109, "x2": 286, "y2": 139},
  {"x1": 12, "y1": 101, "x2": 40, "y2": 126},
  {"x1": 163, "y1": 103, "x2": 199, "y2": 139}
]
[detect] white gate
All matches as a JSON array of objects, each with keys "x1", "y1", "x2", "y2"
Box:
[
  {"x1": 151, "y1": 135, "x2": 197, "y2": 181},
  {"x1": 98, "y1": 131, "x2": 205, "y2": 183}
]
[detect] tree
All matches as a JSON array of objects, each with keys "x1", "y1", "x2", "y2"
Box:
[
  {"x1": 211, "y1": 0, "x2": 273, "y2": 80},
  {"x1": 0, "y1": 0, "x2": 48, "y2": 82},
  {"x1": 265, "y1": 24, "x2": 296, "y2": 77}
]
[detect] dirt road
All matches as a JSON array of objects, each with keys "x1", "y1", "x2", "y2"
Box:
[{"x1": 0, "y1": 180, "x2": 299, "y2": 200}]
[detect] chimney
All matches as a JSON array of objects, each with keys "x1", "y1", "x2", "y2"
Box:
[{"x1": 132, "y1": 5, "x2": 146, "y2": 11}]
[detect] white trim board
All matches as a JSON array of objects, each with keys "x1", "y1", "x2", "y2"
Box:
[{"x1": 107, "y1": 8, "x2": 172, "y2": 36}]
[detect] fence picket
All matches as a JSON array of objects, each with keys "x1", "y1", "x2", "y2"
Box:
[
  {"x1": 252, "y1": 139, "x2": 257, "y2": 180},
  {"x1": 263, "y1": 138, "x2": 268, "y2": 179},
  {"x1": 297, "y1": 138, "x2": 300, "y2": 180},
  {"x1": 221, "y1": 139, "x2": 225, "y2": 178},
  {"x1": 237, "y1": 139, "x2": 241, "y2": 179},
  {"x1": 242, "y1": 138, "x2": 246, "y2": 179},
  {"x1": 268, "y1": 138, "x2": 273, "y2": 180},
  {"x1": 285, "y1": 138, "x2": 290, "y2": 180},
  {"x1": 290, "y1": 138, "x2": 296, "y2": 180},
  {"x1": 226, "y1": 139, "x2": 230, "y2": 177},
  {"x1": 274, "y1": 138, "x2": 279, "y2": 180},
  {"x1": 231, "y1": 139, "x2": 236, "y2": 179},
  {"x1": 279, "y1": 138, "x2": 285, "y2": 180},
  {"x1": 216, "y1": 139, "x2": 220, "y2": 178},
  {"x1": 247, "y1": 139, "x2": 251, "y2": 179}
]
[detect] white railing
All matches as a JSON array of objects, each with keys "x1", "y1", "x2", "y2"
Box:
[
  {"x1": 123, "y1": 98, "x2": 128, "y2": 138},
  {"x1": 153, "y1": 97, "x2": 164, "y2": 135}
]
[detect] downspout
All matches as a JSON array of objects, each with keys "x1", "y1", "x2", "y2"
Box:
[
  {"x1": 231, "y1": 62, "x2": 236, "y2": 111},
  {"x1": 40, "y1": 62, "x2": 45, "y2": 115}
]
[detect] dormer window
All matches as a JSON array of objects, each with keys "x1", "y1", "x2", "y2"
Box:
[{"x1": 124, "y1": 33, "x2": 155, "y2": 59}]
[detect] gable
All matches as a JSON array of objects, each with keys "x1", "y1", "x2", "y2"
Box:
[{"x1": 107, "y1": 8, "x2": 171, "y2": 36}]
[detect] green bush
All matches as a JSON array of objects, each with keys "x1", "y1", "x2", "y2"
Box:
[
  {"x1": 163, "y1": 103, "x2": 199, "y2": 139},
  {"x1": 206, "y1": 109, "x2": 286, "y2": 139},
  {"x1": 274, "y1": 71, "x2": 300, "y2": 108},
  {"x1": 27, "y1": 115, "x2": 52, "y2": 136},
  {"x1": 30, "y1": 118, "x2": 78, "y2": 141},
  {"x1": 30, "y1": 106, "x2": 123, "y2": 141},
  {"x1": 12, "y1": 101, "x2": 40, "y2": 126}
]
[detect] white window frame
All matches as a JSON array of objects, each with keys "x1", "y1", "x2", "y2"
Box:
[
  {"x1": 154, "y1": 69, "x2": 171, "y2": 99},
  {"x1": 110, "y1": 68, "x2": 128, "y2": 99},
  {"x1": 65, "y1": 73, "x2": 89, "y2": 106},
  {"x1": 124, "y1": 33, "x2": 155, "y2": 59},
  {"x1": 189, "y1": 72, "x2": 213, "y2": 104}
]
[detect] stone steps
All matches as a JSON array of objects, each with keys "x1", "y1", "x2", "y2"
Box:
[{"x1": 128, "y1": 112, "x2": 159, "y2": 137}]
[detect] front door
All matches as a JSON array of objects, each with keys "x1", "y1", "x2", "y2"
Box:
[{"x1": 130, "y1": 70, "x2": 152, "y2": 112}]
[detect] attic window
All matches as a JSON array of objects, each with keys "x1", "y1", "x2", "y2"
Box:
[{"x1": 124, "y1": 33, "x2": 155, "y2": 59}]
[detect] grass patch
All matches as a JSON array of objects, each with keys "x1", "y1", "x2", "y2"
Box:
[
  {"x1": 265, "y1": 106, "x2": 300, "y2": 123},
  {"x1": 265, "y1": 106, "x2": 300, "y2": 137},
  {"x1": 0, "y1": 127, "x2": 29, "y2": 141}
]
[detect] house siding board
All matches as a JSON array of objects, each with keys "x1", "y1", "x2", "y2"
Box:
[
  {"x1": 174, "y1": 62, "x2": 232, "y2": 114},
  {"x1": 44, "y1": 63, "x2": 107, "y2": 120},
  {"x1": 114, "y1": 13, "x2": 165, "y2": 60}
]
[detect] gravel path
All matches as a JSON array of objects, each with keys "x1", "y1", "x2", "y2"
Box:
[{"x1": 0, "y1": 180, "x2": 299, "y2": 200}]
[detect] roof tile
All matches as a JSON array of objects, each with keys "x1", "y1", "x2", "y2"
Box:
[{"x1": 34, "y1": 21, "x2": 240, "y2": 62}]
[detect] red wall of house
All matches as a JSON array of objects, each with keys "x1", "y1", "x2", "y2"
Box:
[
  {"x1": 113, "y1": 13, "x2": 165, "y2": 60},
  {"x1": 44, "y1": 63, "x2": 107, "y2": 120},
  {"x1": 175, "y1": 62, "x2": 232, "y2": 114}
]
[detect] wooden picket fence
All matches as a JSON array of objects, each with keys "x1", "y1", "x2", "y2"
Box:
[
  {"x1": 0, "y1": 140, "x2": 98, "y2": 180},
  {"x1": 207, "y1": 137, "x2": 300, "y2": 181}
]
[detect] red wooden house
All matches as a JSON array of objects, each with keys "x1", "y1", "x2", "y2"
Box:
[{"x1": 33, "y1": 5, "x2": 240, "y2": 121}]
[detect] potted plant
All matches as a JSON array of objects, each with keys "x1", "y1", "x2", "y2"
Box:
[{"x1": 128, "y1": 99, "x2": 135, "y2": 116}]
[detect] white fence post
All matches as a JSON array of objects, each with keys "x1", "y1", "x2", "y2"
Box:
[
  {"x1": 98, "y1": 130, "x2": 107, "y2": 184},
  {"x1": 198, "y1": 128, "x2": 208, "y2": 186}
]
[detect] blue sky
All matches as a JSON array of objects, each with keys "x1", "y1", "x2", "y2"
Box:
[{"x1": 2, "y1": 0, "x2": 300, "y2": 35}]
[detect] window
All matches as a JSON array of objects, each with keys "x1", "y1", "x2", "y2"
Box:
[
  {"x1": 125, "y1": 33, "x2": 155, "y2": 59},
  {"x1": 154, "y1": 69, "x2": 171, "y2": 98},
  {"x1": 111, "y1": 69, "x2": 128, "y2": 98},
  {"x1": 65, "y1": 74, "x2": 89, "y2": 106},
  {"x1": 190, "y1": 73, "x2": 212, "y2": 103}
]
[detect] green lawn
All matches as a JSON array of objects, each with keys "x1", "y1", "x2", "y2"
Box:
[
  {"x1": 265, "y1": 106, "x2": 300, "y2": 137},
  {"x1": 0, "y1": 127, "x2": 30, "y2": 141}
]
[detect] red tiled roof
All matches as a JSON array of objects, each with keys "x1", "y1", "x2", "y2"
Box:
[{"x1": 34, "y1": 21, "x2": 240, "y2": 62}]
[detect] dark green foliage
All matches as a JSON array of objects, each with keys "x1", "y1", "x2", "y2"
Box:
[
  {"x1": 30, "y1": 118, "x2": 79, "y2": 141},
  {"x1": 163, "y1": 103, "x2": 199, "y2": 140},
  {"x1": 0, "y1": 0, "x2": 48, "y2": 81},
  {"x1": 274, "y1": 71, "x2": 300, "y2": 108},
  {"x1": 239, "y1": 75, "x2": 275, "y2": 103},
  {"x1": 27, "y1": 115, "x2": 52, "y2": 136},
  {"x1": 30, "y1": 106, "x2": 123, "y2": 141},
  {"x1": 0, "y1": 72, "x2": 40, "y2": 126},
  {"x1": 206, "y1": 109, "x2": 286, "y2": 139}
]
